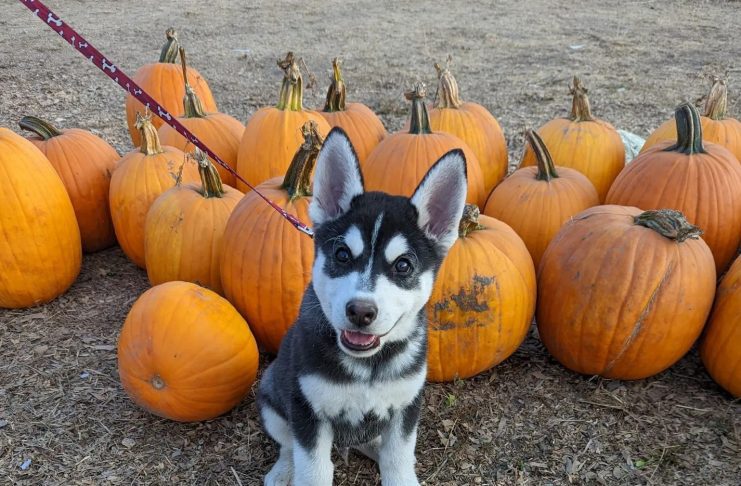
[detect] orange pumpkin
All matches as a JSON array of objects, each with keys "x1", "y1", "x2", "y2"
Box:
[
  {"x1": 222, "y1": 121, "x2": 320, "y2": 352},
  {"x1": 0, "y1": 128, "x2": 81, "y2": 308},
  {"x1": 537, "y1": 206, "x2": 716, "y2": 380},
  {"x1": 428, "y1": 58, "x2": 508, "y2": 192},
  {"x1": 157, "y1": 48, "x2": 244, "y2": 187},
  {"x1": 521, "y1": 76, "x2": 625, "y2": 202},
  {"x1": 145, "y1": 150, "x2": 243, "y2": 294},
  {"x1": 319, "y1": 58, "x2": 386, "y2": 165},
  {"x1": 484, "y1": 130, "x2": 599, "y2": 268},
  {"x1": 125, "y1": 29, "x2": 217, "y2": 146},
  {"x1": 109, "y1": 112, "x2": 199, "y2": 269},
  {"x1": 606, "y1": 103, "x2": 741, "y2": 273},
  {"x1": 363, "y1": 83, "x2": 486, "y2": 207},
  {"x1": 20, "y1": 115, "x2": 119, "y2": 253},
  {"x1": 117, "y1": 281, "x2": 259, "y2": 422},
  {"x1": 427, "y1": 205, "x2": 536, "y2": 382},
  {"x1": 641, "y1": 78, "x2": 741, "y2": 162},
  {"x1": 700, "y1": 256, "x2": 741, "y2": 397},
  {"x1": 236, "y1": 52, "x2": 330, "y2": 192}
]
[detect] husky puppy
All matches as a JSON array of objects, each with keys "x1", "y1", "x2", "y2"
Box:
[{"x1": 257, "y1": 127, "x2": 468, "y2": 486}]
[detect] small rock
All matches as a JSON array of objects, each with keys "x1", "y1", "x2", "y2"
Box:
[
  {"x1": 20, "y1": 459, "x2": 31, "y2": 470},
  {"x1": 80, "y1": 371, "x2": 90, "y2": 379},
  {"x1": 0, "y1": 419, "x2": 8, "y2": 428},
  {"x1": 121, "y1": 438, "x2": 135, "y2": 448}
]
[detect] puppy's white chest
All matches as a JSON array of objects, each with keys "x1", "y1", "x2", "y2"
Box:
[{"x1": 299, "y1": 370, "x2": 425, "y2": 425}]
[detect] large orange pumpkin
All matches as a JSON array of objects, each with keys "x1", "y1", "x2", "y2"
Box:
[
  {"x1": 145, "y1": 150, "x2": 243, "y2": 294},
  {"x1": 0, "y1": 128, "x2": 81, "y2": 308},
  {"x1": 484, "y1": 130, "x2": 599, "y2": 268},
  {"x1": 428, "y1": 58, "x2": 508, "y2": 192},
  {"x1": 319, "y1": 58, "x2": 386, "y2": 165},
  {"x1": 157, "y1": 48, "x2": 244, "y2": 187},
  {"x1": 427, "y1": 205, "x2": 536, "y2": 382},
  {"x1": 236, "y1": 52, "x2": 330, "y2": 192},
  {"x1": 117, "y1": 281, "x2": 259, "y2": 422},
  {"x1": 222, "y1": 121, "x2": 320, "y2": 352},
  {"x1": 641, "y1": 78, "x2": 741, "y2": 162},
  {"x1": 125, "y1": 29, "x2": 217, "y2": 146},
  {"x1": 700, "y1": 256, "x2": 741, "y2": 397},
  {"x1": 537, "y1": 206, "x2": 716, "y2": 380},
  {"x1": 109, "y1": 112, "x2": 199, "y2": 269},
  {"x1": 363, "y1": 83, "x2": 486, "y2": 208},
  {"x1": 521, "y1": 76, "x2": 625, "y2": 202},
  {"x1": 20, "y1": 115, "x2": 119, "y2": 253},
  {"x1": 606, "y1": 102, "x2": 741, "y2": 274}
]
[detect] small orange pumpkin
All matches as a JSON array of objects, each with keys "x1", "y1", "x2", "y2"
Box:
[
  {"x1": 117, "y1": 281, "x2": 259, "y2": 422},
  {"x1": 319, "y1": 58, "x2": 386, "y2": 165},
  {"x1": 145, "y1": 150, "x2": 243, "y2": 294},
  {"x1": 484, "y1": 130, "x2": 599, "y2": 268},
  {"x1": 363, "y1": 83, "x2": 486, "y2": 207},
  {"x1": 125, "y1": 29, "x2": 217, "y2": 146},
  {"x1": 521, "y1": 76, "x2": 625, "y2": 202},
  {"x1": 0, "y1": 129, "x2": 81, "y2": 308},
  {"x1": 20, "y1": 115, "x2": 119, "y2": 253},
  {"x1": 222, "y1": 121, "x2": 320, "y2": 352},
  {"x1": 236, "y1": 52, "x2": 330, "y2": 192},
  {"x1": 427, "y1": 205, "x2": 536, "y2": 382},
  {"x1": 700, "y1": 256, "x2": 741, "y2": 397},
  {"x1": 110, "y1": 112, "x2": 199, "y2": 269},
  {"x1": 157, "y1": 48, "x2": 244, "y2": 187},
  {"x1": 537, "y1": 206, "x2": 716, "y2": 380}
]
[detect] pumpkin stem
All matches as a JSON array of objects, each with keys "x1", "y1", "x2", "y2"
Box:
[
  {"x1": 664, "y1": 102, "x2": 706, "y2": 155},
  {"x1": 323, "y1": 57, "x2": 347, "y2": 112},
  {"x1": 135, "y1": 110, "x2": 165, "y2": 155},
  {"x1": 703, "y1": 77, "x2": 728, "y2": 120},
  {"x1": 158, "y1": 28, "x2": 180, "y2": 64},
  {"x1": 406, "y1": 83, "x2": 433, "y2": 135},
  {"x1": 276, "y1": 52, "x2": 305, "y2": 111},
  {"x1": 569, "y1": 76, "x2": 594, "y2": 122},
  {"x1": 634, "y1": 209, "x2": 703, "y2": 243},
  {"x1": 525, "y1": 129, "x2": 559, "y2": 181},
  {"x1": 19, "y1": 115, "x2": 63, "y2": 140},
  {"x1": 179, "y1": 47, "x2": 207, "y2": 118},
  {"x1": 458, "y1": 204, "x2": 485, "y2": 238},
  {"x1": 433, "y1": 55, "x2": 464, "y2": 109},
  {"x1": 191, "y1": 149, "x2": 225, "y2": 198},
  {"x1": 281, "y1": 121, "x2": 324, "y2": 201}
]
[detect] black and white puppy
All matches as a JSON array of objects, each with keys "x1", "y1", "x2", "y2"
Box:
[{"x1": 257, "y1": 127, "x2": 468, "y2": 486}]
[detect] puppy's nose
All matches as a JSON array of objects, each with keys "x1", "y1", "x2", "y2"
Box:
[{"x1": 345, "y1": 301, "x2": 378, "y2": 327}]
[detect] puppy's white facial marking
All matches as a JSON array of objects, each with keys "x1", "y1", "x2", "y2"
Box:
[
  {"x1": 384, "y1": 234, "x2": 409, "y2": 264},
  {"x1": 343, "y1": 225, "x2": 364, "y2": 258}
]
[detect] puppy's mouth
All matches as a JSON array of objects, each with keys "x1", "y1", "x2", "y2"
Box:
[{"x1": 340, "y1": 330, "x2": 381, "y2": 351}]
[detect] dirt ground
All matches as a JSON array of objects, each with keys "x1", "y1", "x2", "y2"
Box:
[{"x1": 1, "y1": 0, "x2": 740, "y2": 484}]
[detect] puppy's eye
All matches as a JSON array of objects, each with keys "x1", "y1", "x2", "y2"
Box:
[
  {"x1": 394, "y1": 258, "x2": 412, "y2": 274},
  {"x1": 335, "y1": 247, "x2": 351, "y2": 263}
]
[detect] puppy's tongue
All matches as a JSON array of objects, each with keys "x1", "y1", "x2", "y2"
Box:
[{"x1": 342, "y1": 330, "x2": 377, "y2": 346}]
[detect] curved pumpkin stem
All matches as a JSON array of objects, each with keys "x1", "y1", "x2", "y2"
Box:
[
  {"x1": 665, "y1": 102, "x2": 706, "y2": 155},
  {"x1": 323, "y1": 57, "x2": 347, "y2": 112},
  {"x1": 191, "y1": 149, "x2": 225, "y2": 198},
  {"x1": 159, "y1": 28, "x2": 180, "y2": 64},
  {"x1": 281, "y1": 121, "x2": 324, "y2": 201},
  {"x1": 135, "y1": 111, "x2": 165, "y2": 155},
  {"x1": 703, "y1": 77, "x2": 728, "y2": 121},
  {"x1": 19, "y1": 115, "x2": 63, "y2": 140},
  {"x1": 406, "y1": 83, "x2": 432, "y2": 135},
  {"x1": 434, "y1": 55, "x2": 464, "y2": 109},
  {"x1": 458, "y1": 204, "x2": 484, "y2": 238},
  {"x1": 276, "y1": 52, "x2": 304, "y2": 111},
  {"x1": 525, "y1": 129, "x2": 559, "y2": 181},
  {"x1": 570, "y1": 76, "x2": 594, "y2": 122},
  {"x1": 179, "y1": 47, "x2": 207, "y2": 118},
  {"x1": 634, "y1": 209, "x2": 703, "y2": 243}
]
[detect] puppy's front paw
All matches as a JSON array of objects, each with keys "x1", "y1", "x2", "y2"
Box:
[{"x1": 264, "y1": 460, "x2": 293, "y2": 486}]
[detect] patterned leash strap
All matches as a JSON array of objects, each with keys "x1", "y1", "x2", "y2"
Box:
[{"x1": 18, "y1": 0, "x2": 315, "y2": 238}]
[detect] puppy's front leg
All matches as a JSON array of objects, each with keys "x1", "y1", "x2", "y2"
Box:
[
  {"x1": 378, "y1": 393, "x2": 422, "y2": 486},
  {"x1": 293, "y1": 420, "x2": 334, "y2": 486}
]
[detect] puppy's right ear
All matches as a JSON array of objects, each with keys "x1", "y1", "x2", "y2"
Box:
[{"x1": 309, "y1": 127, "x2": 364, "y2": 225}]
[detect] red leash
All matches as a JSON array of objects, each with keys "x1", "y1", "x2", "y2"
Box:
[{"x1": 18, "y1": 0, "x2": 314, "y2": 238}]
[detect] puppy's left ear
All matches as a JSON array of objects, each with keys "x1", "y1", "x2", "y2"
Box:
[
  {"x1": 411, "y1": 149, "x2": 468, "y2": 251},
  {"x1": 309, "y1": 127, "x2": 365, "y2": 225}
]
